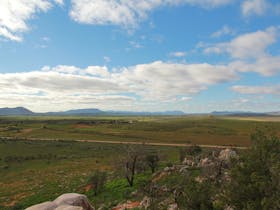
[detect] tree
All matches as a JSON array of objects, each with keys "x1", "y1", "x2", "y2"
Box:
[
  {"x1": 120, "y1": 145, "x2": 145, "y2": 187},
  {"x1": 145, "y1": 153, "x2": 159, "y2": 173},
  {"x1": 225, "y1": 130, "x2": 280, "y2": 210},
  {"x1": 88, "y1": 171, "x2": 107, "y2": 196}
]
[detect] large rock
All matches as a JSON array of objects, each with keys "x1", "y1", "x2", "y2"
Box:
[
  {"x1": 53, "y1": 193, "x2": 93, "y2": 210},
  {"x1": 26, "y1": 193, "x2": 94, "y2": 210},
  {"x1": 219, "y1": 149, "x2": 237, "y2": 162}
]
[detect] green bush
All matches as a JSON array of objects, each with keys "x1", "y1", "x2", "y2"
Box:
[{"x1": 225, "y1": 130, "x2": 280, "y2": 210}]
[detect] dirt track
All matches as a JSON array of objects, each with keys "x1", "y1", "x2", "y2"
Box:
[{"x1": 0, "y1": 136, "x2": 248, "y2": 149}]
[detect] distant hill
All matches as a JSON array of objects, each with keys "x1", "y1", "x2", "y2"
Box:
[
  {"x1": 106, "y1": 110, "x2": 185, "y2": 116},
  {"x1": 1, "y1": 107, "x2": 280, "y2": 117},
  {"x1": 46, "y1": 108, "x2": 105, "y2": 116},
  {"x1": 211, "y1": 111, "x2": 269, "y2": 116},
  {"x1": 0, "y1": 107, "x2": 185, "y2": 116},
  {"x1": 0, "y1": 107, "x2": 34, "y2": 116},
  {"x1": 267, "y1": 111, "x2": 280, "y2": 116}
]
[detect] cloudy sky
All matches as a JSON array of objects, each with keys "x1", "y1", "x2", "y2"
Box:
[{"x1": 0, "y1": 0, "x2": 280, "y2": 113}]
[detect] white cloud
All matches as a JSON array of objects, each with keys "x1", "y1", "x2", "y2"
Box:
[
  {"x1": 231, "y1": 84, "x2": 280, "y2": 95},
  {"x1": 111, "y1": 61, "x2": 237, "y2": 100},
  {"x1": 184, "y1": 0, "x2": 234, "y2": 8},
  {"x1": 204, "y1": 26, "x2": 278, "y2": 59},
  {"x1": 241, "y1": 0, "x2": 269, "y2": 16},
  {"x1": 69, "y1": 0, "x2": 234, "y2": 28},
  {"x1": 241, "y1": 0, "x2": 280, "y2": 16},
  {"x1": 0, "y1": 0, "x2": 61, "y2": 41},
  {"x1": 54, "y1": 0, "x2": 64, "y2": 5},
  {"x1": 229, "y1": 55, "x2": 280, "y2": 76},
  {"x1": 0, "y1": 27, "x2": 22, "y2": 42},
  {"x1": 211, "y1": 25, "x2": 235, "y2": 38},
  {"x1": 170, "y1": 51, "x2": 186, "y2": 57},
  {"x1": 0, "y1": 61, "x2": 237, "y2": 111}
]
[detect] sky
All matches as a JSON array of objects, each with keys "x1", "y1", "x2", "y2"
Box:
[{"x1": 0, "y1": 0, "x2": 280, "y2": 113}]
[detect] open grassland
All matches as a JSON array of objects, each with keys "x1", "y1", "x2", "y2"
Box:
[
  {"x1": 1, "y1": 116, "x2": 280, "y2": 209},
  {"x1": 1, "y1": 115, "x2": 280, "y2": 146},
  {"x1": 0, "y1": 139, "x2": 179, "y2": 209}
]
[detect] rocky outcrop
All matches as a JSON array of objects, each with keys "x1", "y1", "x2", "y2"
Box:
[
  {"x1": 26, "y1": 193, "x2": 94, "y2": 210},
  {"x1": 219, "y1": 149, "x2": 238, "y2": 162}
]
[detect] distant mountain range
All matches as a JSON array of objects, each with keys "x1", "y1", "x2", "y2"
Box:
[
  {"x1": 0, "y1": 107, "x2": 185, "y2": 116},
  {"x1": 0, "y1": 107, "x2": 279, "y2": 116}
]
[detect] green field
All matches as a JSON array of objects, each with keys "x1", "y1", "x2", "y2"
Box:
[
  {"x1": 1, "y1": 115, "x2": 280, "y2": 146},
  {"x1": 0, "y1": 139, "x2": 179, "y2": 209}
]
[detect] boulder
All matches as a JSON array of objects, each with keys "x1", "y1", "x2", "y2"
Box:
[
  {"x1": 53, "y1": 193, "x2": 94, "y2": 210},
  {"x1": 219, "y1": 149, "x2": 237, "y2": 162},
  {"x1": 25, "y1": 193, "x2": 94, "y2": 210}
]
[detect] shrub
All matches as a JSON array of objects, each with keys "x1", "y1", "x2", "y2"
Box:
[
  {"x1": 88, "y1": 171, "x2": 107, "y2": 196},
  {"x1": 225, "y1": 130, "x2": 280, "y2": 210}
]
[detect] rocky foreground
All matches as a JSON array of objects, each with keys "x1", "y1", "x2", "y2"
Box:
[{"x1": 26, "y1": 148, "x2": 238, "y2": 210}]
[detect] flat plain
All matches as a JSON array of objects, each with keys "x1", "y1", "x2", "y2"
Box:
[{"x1": 2, "y1": 115, "x2": 280, "y2": 146}]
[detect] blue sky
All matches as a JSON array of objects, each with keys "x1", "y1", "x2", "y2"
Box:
[{"x1": 0, "y1": 0, "x2": 280, "y2": 113}]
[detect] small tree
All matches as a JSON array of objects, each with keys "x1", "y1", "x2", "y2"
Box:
[
  {"x1": 146, "y1": 154, "x2": 159, "y2": 173},
  {"x1": 119, "y1": 145, "x2": 145, "y2": 187},
  {"x1": 88, "y1": 171, "x2": 107, "y2": 196}
]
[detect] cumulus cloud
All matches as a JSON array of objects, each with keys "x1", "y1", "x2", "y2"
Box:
[
  {"x1": 0, "y1": 0, "x2": 61, "y2": 41},
  {"x1": 241, "y1": 0, "x2": 280, "y2": 16},
  {"x1": 205, "y1": 26, "x2": 278, "y2": 59},
  {"x1": 241, "y1": 0, "x2": 269, "y2": 16},
  {"x1": 229, "y1": 55, "x2": 280, "y2": 76},
  {"x1": 112, "y1": 61, "x2": 237, "y2": 100},
  {"x1": 231, "y1": 85, "x2": 280, "y2": 95},
  {"x1": 0, "y1": 61, "x2": 237, "y2": 111},
  {"x1": 69, "y1": 0, "x2": 234, "y2": 28}
]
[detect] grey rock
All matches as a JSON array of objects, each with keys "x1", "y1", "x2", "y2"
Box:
[
  {"x1": 219, "y1": 149, "x2": 237, "y2": 162},
  {"x1": 53, "y1": 193, "x2": 93, "y2": 210},
  {"x1": 25, "y1": 193, "x2": 94, "y2": 210}
]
